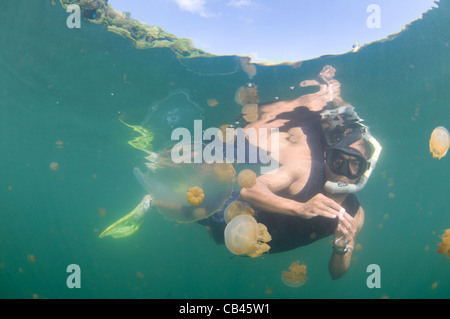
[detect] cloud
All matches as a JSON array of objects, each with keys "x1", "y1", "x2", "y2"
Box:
[
  {"x1": 227, "y1": 0, "x2": 254, "y2": 8},
  {"x1": 172, "y1": 0, "x2": 215, "y2": 17}
]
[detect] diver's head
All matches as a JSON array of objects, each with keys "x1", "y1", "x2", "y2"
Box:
[
  {"x1": 321, "y1": 106, "x2": 382, "y2": 194},
  {"x1": 324, "y1": 138, "x2": 369, "y2": 187}
]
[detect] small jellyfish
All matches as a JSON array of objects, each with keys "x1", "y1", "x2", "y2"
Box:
[
  {"x1": 281, "y1": 261, "x2": 309, "y2": 288},
  {"x1": 97, "y1": 208, "x2": 107, "y2": 217},
  {"x1": 224, "y1": 214, "x2": 271, "y2": 258},
  {"x1": 186, "y1": 186, "x2": 204, "y2": 206},
  {"x1": 238, "y1": 169, "x2": 257, "y2": 188},
  {"x1": 207, "y1": 99, "x2": 219, "y2": 107},
  {"x1": 437, "y1": 229, "x2": 450, "y2": 257},
  {"x1": 429, "y1": 126, "x2": 450, "y2": 159},
  {"x1": 50, "y1": 162, "x2": 59, "y2": 171},
  {"x1": 27, "y1": 254, "x2": 36, "y2": 263}
]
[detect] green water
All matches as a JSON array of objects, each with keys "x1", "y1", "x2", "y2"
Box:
[{"x1": 0, "y1": 0, "x2": 449, "y2": 299}]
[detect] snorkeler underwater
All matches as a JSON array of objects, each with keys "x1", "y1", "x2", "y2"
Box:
[{"x1": 1, "y1": 0, "x2": 449, "y2": 301}]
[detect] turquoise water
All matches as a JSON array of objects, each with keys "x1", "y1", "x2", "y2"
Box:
[{"x1": 0, "y1": 0, "x2": 449, "y2": 299}]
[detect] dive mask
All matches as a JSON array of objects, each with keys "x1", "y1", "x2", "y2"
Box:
[{"x1": 326, "y1": 147, "x2": 368, "y2": 180}]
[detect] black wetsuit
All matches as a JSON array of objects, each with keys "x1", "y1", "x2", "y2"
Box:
[{"x1": 199, "y1": 107, "x2": 360, "y2": 253}]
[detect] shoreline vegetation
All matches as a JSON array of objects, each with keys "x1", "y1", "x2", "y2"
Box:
[{"x1": 59, "y1": 0, "x2": 213, "y2": 58}]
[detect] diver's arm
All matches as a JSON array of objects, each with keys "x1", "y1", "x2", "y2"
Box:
[{"x1": 329, "y1": 206, "x2": 364, "y2": 280}]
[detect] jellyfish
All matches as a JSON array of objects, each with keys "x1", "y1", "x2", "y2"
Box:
[
  {"x1": 437, "y1": 229, "x2": 450, "y2": 257},
  {"x1": 281, "y1": 261, "x2": 309, "y2": 288},
  {"x1": 224, "y1": 214, "x2": 271, "y2": 258},
  {"x1": 224, "y1": 201, "x2": 244, "y2": 224},
  {"x1": 131, "y1": 142, "x2": 233, "y2": 223},
  {"x1": 429, "y1": 126, "x2": 450, "y2": 159},
  {"x1": 207, "y1": 98, "x2": 219, "y2": 107},
  {"x1": 50, "y1": 162, "x2": 59, "y2": 171},
  {"x1": 186, "y1": 186, "x2": 204, "y2": 206},
  {"x1": 27, "y1": 254, "x2": 36, "y2": 263},
  {"x1": 223, "y1": 200, "x2": 255, "y2": 223},
  {"x1": 238, "y1": 169, "x2": 257, "y2": 188}
]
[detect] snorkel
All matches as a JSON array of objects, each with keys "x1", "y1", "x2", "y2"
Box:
[{"x1": 320, "y1": 106, "x2": 382, "y2": 194}]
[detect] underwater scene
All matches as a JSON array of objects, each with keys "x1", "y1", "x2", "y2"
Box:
[{"x1": 0, "y1": 0, "x2": 449, "y2": 299}]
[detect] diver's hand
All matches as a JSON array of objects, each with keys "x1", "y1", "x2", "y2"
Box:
[
  {"x1": 334, "y1": 211, "x2": 356, "y2": 245},
  {"x1": 297, "y1": 193, "x2": 343, "y2": 219}
]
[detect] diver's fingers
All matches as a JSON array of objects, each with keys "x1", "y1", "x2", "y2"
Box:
[
  {"x1": 323, "y1": 198, "x2": 344, "y2": 214},
  {"x1": 313, "y1": 194, "x2": 342, "y2": 216},
  {"x1": 315, "y1": 203, "x2": 340, "y2": 219},
  {"x1": 338, "y1": 215, "x2": 355, "y2": 241}
]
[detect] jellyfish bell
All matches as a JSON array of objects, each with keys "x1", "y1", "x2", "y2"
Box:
[
  {"x1": 437, "y1": 228, "x2": 450, "y2": 257},
  {"x1": 224, "y1": 214, "x2": 271, "y2": 257},
  {"x1": 224, "y1": 201, "x2": 244, "y2": 224},
  {"x1": 429, "y1": 126, "x2": 450, "y2": 159},
  {"x1": 223, "y1": 201, "x2": 255, "y2": 224},
  {"x1": 281, "y1": 271, "x2": 309, "y2": 288},
  {"x1": 281, "y1": 261, "x2": 309, "y2": 288},
  {"x1": 134, "y1": 142, "x2": 233, "y2": 223},
  {"x1": 238, "y1": 169, "x2": 257, "y2": 188}
]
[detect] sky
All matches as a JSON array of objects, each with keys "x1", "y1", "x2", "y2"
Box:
[{"x1": 108, "y1": 0, "x2": 438, "y2": 63}]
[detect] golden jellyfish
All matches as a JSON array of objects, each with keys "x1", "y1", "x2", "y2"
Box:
[
  {"x1": 238, "y1": 169, "x2": 257, "y2": 188},
  {"x1": 27, "y1": 254, "x2": 36, "y2": 263},
  {"x1": 224, "y1": 200, "x2": 255, "y2": 223},
  {"x1": 50, "y1": 162, "x2": 59, "y2": 171},
  {"x1": 224, "y1": 201, "x2": 244, "y2": 224},
  {"x1": 224, "y1": 214, "x2": 271, "y2": 258},
  {"x1": 429, "y1": 126, "x2": 450, "y2": 159},
  {"x1": 186, "y1": 186, "x2": 204, "y2": 206},
  {"x1": 437, "y1": 229, "x2": 450, "y2": 257},
  {"x1": 207, "y1": 98, "x2": 219, "y2": 107},
  {"x1": 281, "y1": 261, "x2": 309, "y2": 288},
  {"x1": 97, "y1": 208, "x2": 107, "y2": 217}
]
